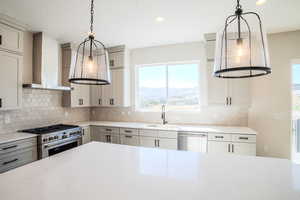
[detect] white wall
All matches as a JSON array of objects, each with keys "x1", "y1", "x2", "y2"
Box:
[
  {"x1": 249, "y1": 30, "x2": 300, "y2": 159},
  {"x1": 92, "y1": 42, "x2": 249, "y2": 126}
]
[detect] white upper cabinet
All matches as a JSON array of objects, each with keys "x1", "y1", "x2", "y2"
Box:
[
  {"x1": 0, "y1": 21, "x2": 23, "y2": 111},
  {"x1": 91, "y1": 45, "x2": 130, "y2": 107},
  {"x1": 61, "y1": 43, "x2": 91, "y2": 107},
  {"x1": 0, "y1": 51, "x2": 22, "y2": 110},
  {"x1": 0, "y1": 23, "x2": 23, "y2": 54},
  {"x1": 204, "y1": 33, "x2": 251, "y2": 108}
]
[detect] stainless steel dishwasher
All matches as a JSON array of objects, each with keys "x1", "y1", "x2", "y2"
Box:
[{"x1": 178, "y1": 132, "x2": 208, "y2": 153}]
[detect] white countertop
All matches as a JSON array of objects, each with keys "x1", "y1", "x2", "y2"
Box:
[
  {"x1": 0, "y1": 142, "x2": 299, "y2": 200},
  {"x1": 0, "y1": 132, "x2": 37, "y2": 145},
  {"x1": 74, "y1": 121, "x2": 257, "y2": 135}
]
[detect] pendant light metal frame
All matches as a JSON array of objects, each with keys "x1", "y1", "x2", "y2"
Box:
[
  {"x1": 69, "y1": 0, "x2": 111, "y2": 85},
  {"x1": 214, "y1": 0, "x2": 271, "y2": 79}
]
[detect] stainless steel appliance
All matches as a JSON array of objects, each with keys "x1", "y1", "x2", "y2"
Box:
[
  {"x1": 178, "y1": 132, "x2": 208, "y2": 153},
  {"x1": 20, "y1": 124, "x2": 82, "y2": 159}
]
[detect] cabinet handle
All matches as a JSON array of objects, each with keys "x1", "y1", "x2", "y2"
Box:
[
  {"x1": 125, "y1": 135, "x2": 132, "y2": 138},
  {"x1": 106, "y1": 128, "x2": 112, "y2": 132},
  {"x1": 228, "y1": 144, "x2": 231, "y2": 153},
  {"x1": 0, "y1": 35, "x2": 2, "y2": 45},
  {"x1": 154, "y1": 139, "x2": 157, "y2": 147},
  {"x1": 215, "y1": 136, "x2": 224, "y2": 139},
  {"x1": 106, "y1": 135, "x2": 111, "y2": 143},
  {"x1": 229, "y1": 97, "x2": 232, "y2": 105},
  {"x1": 239, "y1": 137, "x2": 248, "y2": 140},
  {"x1": 1, "y1": 145, "x2": 17, "y2": 151},
  {"x1": 110, "y1": 60, "x2": 114, "y2": 67},
  {"x1": 98, "y1": 99, "x2": 102, "y2": 105},
  {"x1": 82, "y1": 129, "x2": 85, "y2": 136},
  {"x1": 124, "y1": 130, "x2": 132, "y2": 133},
  {"x1": 232, "y1": 144, "x2": 234, "y2": 153},
  {"x1": 226, "y1": 97, "x2": 228, "y2": 106},
  {"x1": 0, "y1": 98, "x2": 2, "y2": 108},
  {"x1": 157, "y1": 139, "x2": 160, "y2": 147},
  {"x1": 111, "y1": 99, "x2": 114, "y2": 105},
  {"x1": 3, "y1": 158, "x2": 18, "y2": 166}
]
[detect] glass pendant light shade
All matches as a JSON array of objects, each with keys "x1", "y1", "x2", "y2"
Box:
[
  {"x1": 69, "y1": 35, "x2": 111, "y2": 85},
  {"x1": 69, "y1": 0, "x2": 111, "y2": 85},
  {"x1": 214, "y1": 0, "x2": 271, "y2": 78}
]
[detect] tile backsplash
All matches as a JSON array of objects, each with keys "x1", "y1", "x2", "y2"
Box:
[
  {"x1": 91, "y1": 106, "x2": 248, "y2": 126},
  {"x1": 0, "y1": 89, "x2": 90, "y2": 134}
]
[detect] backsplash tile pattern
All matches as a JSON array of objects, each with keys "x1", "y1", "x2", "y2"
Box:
[
  {"x1": 91, "y1": 107, "x2": 248, "y2": 126},
  {"x1": 0, "y1": 89, "x2": 90, "y2": 134}
]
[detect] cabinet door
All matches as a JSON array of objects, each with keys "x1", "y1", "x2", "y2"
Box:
[
  {"x1": 112, "y1": 69, "x2": 124, "y2": 106},
  {"x1": 101, "y1": 134, "x2": 120, "y2": 144},
  {"x1": 140, "y1": 136, "x2": 156, "y2": 148},
  {"x1": 0, "y1": 52, "x2": 22, "y2": 110},
  {"x1": 90, "y1": 85, "x2": 103, "y2": 107},
  {"x1": 82, "y1": 127, "x2": 91, "y2": 144},
  {"x1": 228, "y1": 79, "x2": 251, "y2": 107},
  {"x1": 0, "y1": 23, "x2": 23, "y2": 53},
  {"x1": 207, "y1": 141, "x2": 231, "y2": 154},
  {"x1": 206, "y1": 40, "x2": 216, "y2": 61},
  {"x1": 102, "y1": 79, "x2": 113, "y2": 106},
  {"x1": 71, "y1": 84, "x2": 90, "y2": 107},
  {"x1": 206, "y1": 61, "x2": 228, "y2": 106},
  {"x1": 232, "y1": 143, "x2": 256, "y2": 156},
  {"x1": 120, "y1": 135, "x2": 140, "y2": 146},
  {"x1": 109, "y1": 51, "x2": 124, "y2": 69},
  {"x1": 157, "y1": 138, "x2": 177, "y2": 150}
]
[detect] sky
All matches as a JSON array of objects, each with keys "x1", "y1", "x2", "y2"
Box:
[
  {"x1": 139, "y1": 63, "x2": 199, "y2": 88},
  {"x1": 293, "y1": 64, "x2": 300, "y2": 84}
]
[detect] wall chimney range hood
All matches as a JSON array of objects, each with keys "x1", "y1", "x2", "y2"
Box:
[{"x1": 23, "y1": 32, "x2": 71, "y2": 91}]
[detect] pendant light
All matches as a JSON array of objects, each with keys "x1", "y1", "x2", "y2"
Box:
[
  {"x1": 214, "y1": 0, "x2": 271, "y2": 78},
  {"x1": 69, "y1": 0, "x2": 110, "y2": 85}
]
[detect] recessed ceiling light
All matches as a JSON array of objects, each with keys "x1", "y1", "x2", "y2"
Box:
[
  {"x1": 256, "y1": 0, "x2": 267, "y2": 6},
  {"x1": 155, "y1": 17, "x2": 165, "y2": 22}
]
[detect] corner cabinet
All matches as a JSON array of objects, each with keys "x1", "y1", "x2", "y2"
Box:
[
  {"x1": 204, "y1": 33, "x2": 251, "y2": 108},
  {"x1": 61, "y1": 43, "x2": 91, "y2": 107},
  {"x1": 0, "y1": 22, "x2": 23, "y2": 110}
]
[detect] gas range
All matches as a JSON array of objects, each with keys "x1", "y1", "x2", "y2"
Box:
[{"x1": 20, "y1": 124, "x2": 82, "y2": 159}]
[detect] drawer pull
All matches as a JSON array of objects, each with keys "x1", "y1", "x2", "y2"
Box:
[
  {"x1": 0, "y1": 35, "x2": 2, "y2": 45},
  {"x1": 1, "y1": 145, "x2": 18, "y2": 151},
  {"x1": 124, "y1": 130, "x2": 132, "y2": 133},
  {"x1": 106, "y1": 129, "x2": 112, "y2": 132},
  {"x1": 239, "y1": 137, "x2": 249, "y2": 140},
  {"x1": 215, "y1": 136, "x2": 224, "y2": 139},
  {"x1": 3, "y1": 158, "x2": 18, "y2": 165},
  {"x1": 0, "y1": 98, "x2": 2, "y2": 108},
  {"x1": 125, "y1": 135, "x2": 132, "y2": 138}
]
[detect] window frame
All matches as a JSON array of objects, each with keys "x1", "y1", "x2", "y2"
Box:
[{"x1": 134, "y1": 61, "x2": 202, "y2": 112}]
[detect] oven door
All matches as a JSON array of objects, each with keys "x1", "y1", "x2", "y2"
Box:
[{"x1": 40, "y1": 138, "x2": 82, "y2": 159}]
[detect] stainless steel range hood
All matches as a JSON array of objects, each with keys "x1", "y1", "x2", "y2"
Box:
[{"x1": 23, "y1": 32, "x2": 71, "y2": 91}]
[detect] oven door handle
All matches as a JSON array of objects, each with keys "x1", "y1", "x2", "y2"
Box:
[{"x1": 44, "y1": 139, "x2": 80, "y2": 149}]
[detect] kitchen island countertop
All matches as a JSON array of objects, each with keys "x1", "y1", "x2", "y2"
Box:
[{"x1": 0, "y1": 142, "x2": 299, "y2": 200}]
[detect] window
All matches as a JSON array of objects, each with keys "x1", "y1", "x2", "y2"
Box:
[{"x1": 136, "y1": 62, "x2": 200, "y2": 111}]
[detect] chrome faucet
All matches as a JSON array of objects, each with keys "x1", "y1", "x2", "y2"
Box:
[{"x1": 161, "y1": 105, "x2": 168, "y2": 125}]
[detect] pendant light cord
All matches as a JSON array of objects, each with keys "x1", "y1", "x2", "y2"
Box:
[
  {"x1": 236, "y1": 0, "x2": 242, "y2": 9},
  {"x1": 90, "y1": 0, "x2": 94, "y2": 34}
]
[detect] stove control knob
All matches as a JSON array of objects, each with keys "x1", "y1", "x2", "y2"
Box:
[
  {"x1": 43, "y1": 138, "x2": 48, "y2": 142},
  {"x1": 49, "y1": 137, "x2": 53, "y2": 141}
]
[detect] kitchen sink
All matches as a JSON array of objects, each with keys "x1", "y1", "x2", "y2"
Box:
[{"x1": 145, "y1": 124, "x2": 178, "y2": 129}]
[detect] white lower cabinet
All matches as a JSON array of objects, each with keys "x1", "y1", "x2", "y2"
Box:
[
  {"x1": 157, "y1": 138, "x2": 178, "y2": 150},
  {"x1": 81, "y1": 126, "x2": 91, "y2": 144},
  {"x1": 207, "y1": 133, "x2": 256, "y2": 156},
  {"x1": 120, "y1": 135, "x2": 140, "y2": 146},
  {"x1": 139, "y1": 136, "x2": 156, "y2": 148},
  {"x1": 208, "y1": 141, "x2": 231, "y2": 154},
  {"x1": 232, "y1": 142, "x2": 256, "y2": 156}
]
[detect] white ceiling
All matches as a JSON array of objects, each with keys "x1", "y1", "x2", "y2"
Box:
[{"x1": 0, "y1": 0, "x2": 300, "y2": 48}]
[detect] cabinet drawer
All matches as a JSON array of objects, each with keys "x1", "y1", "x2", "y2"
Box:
[
  {"x1": 208, "y1": 133, "x2": 231, "y2": 142},
  {"x1": 158, "y1": 130, "x2": 178, "y2": 139},
  {"x1": 97, "y1": 126, "x2": 120, "y2": 134},
  {"x1": 120, "y1": 135, "x2": 139, "y2": 146},
  {"x1": 0, "y1": 137, "x2": 37, "y2": 156},
  {"x1": 120, "y1": 128, "x2": 138, "y2": 136},
  {"x1": 0, "y1": 147, "x2": 37, "y2": 173},
  {"x1": 0, "y1": 23, "x2": 23, "y2": 53},
  {"x1": 232, "y1": 134, "x2": 256, "y2": 143},
  {"x1": 139, "y1": 129, "x2": 158, "y2": 137}
]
